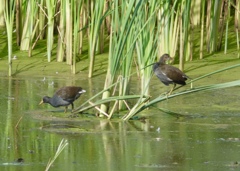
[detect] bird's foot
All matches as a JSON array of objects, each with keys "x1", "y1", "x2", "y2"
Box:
[
  {"x1": 159, "y1": 92, "x2": 168, "y2": 97},
  {"x1": 158, "y1": 92, "x2": 171, "y2": 99},
  {"x1": 164, "y1": 90, "x2": 174, "y2": 99},
  {"x1": 166, "y1": 88, "x2": 174, "y2": 96}
]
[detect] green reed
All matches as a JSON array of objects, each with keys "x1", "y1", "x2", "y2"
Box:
[
  {"x1": 45, "y1": 139, "x2": 68, "y2": 171},
  {"x1": 4, "y1": 0, "x2": 15, "y2": 76},
  {"x1": 88, "y1": 0, "x2": 105, "y2": 78}
]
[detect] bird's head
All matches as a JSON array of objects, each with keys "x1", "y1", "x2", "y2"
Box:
[
  {"x1": 159, "y1": 54, "x2": 173, "y2": 64},
  {"x1": 39, "y1": 96, "x2": 50, "y2": 105}
]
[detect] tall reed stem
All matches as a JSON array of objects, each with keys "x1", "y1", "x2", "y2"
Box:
[
  {"x1": 46, "y1": 0, "x2": 56, "y2": 62},
  {"x1": 88, "y1": 0, "x2": 105, "y2": 78},
  {"x1": 4, "y1": 0, "x2": 16, "y2": 76}
]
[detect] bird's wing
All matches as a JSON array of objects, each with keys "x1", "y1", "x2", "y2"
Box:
[
  {"x1": 164, "y1": 66, "x2": 187, "y2": 81},
  {"x1": 154, "y1": 67, "x2": 172, "y2": 85},
  {"x1": 56, "y1": 87, "x2": 83, "y2": 101}
]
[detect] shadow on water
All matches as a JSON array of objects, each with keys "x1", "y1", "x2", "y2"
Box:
[{"x1": 0, "y1": 76, "x2": 240, "y2": 171}]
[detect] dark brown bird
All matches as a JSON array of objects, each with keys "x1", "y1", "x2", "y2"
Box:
[
  {"x1": 39, "y1": 86, "x2": 86, "y2": 112},
  {"x1": 153, "y1": 54, "x2": 189, "y2": 95}
]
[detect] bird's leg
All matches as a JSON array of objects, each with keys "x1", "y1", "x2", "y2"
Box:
[
  {"x1": 71, "y1": 103, "x2": 74, "y2": 112},
  {"x1": 168, "y1": 83, "x2": 176, "y2": 95},
  {"x1": 68, "y1": 103, "x2": 79, "y2": 117},
  {"x1": 64, "y1": 106, "x2": 68, "y2": 113}
]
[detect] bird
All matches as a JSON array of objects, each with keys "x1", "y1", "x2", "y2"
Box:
[
  {"x1": 39, "y1": 86, "x2": 86, "y2": 112},
  {"x1": 153, "y1": 54, "x2": 189, "y2": 95}
]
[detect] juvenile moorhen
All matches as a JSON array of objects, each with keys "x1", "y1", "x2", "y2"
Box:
[
  {"x1": 153, "y1": 54, "x2": 189, "y2": 95},
  {"x1": 39, "y1": 86, "x2": 86, "y2": 112}
]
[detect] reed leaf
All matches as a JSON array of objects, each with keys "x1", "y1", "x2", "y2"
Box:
[
  {"x1": 20, "y1": 0, "x2": 37, "y2": 52},
  {"x1": 4, "y1": 0, "x2": 15, "y2": 76},
  {"x1": 100, "y1": 0, "x2": 144, "y2": 114},
  {"x1": 158, "y1": 1, "x2": 179, "y2": 56},
  {"x1": 88, "y1": 0, "x2": 105, "y2": 78},
  {"x1": 118, "y1": 29, "x2": 135, "y2": 110},
  {"x1": 191, "y1": 63, "x2": 240, "y2": 83},
  {"x1": 45, "y1": 139, "x2": 68, "y2": 171},
  {"x1": 65, "y1": 0, "x2": 72, "y2": 64},
  {"x1": 0, "y1": 0, "x2": 5, "y2": 26},
  {"x1": 46, "y1": 0, "x2": 57, "y2": 62},
  {"x1": 232, "y1": 0, "x2": 240, "y2": 58},
  {"x1": 72, "y1": 0, "x2": 83, "y2": 74},
  {"x1": 200, "y1": 0, "x2": 206, "y2": 59},
  {"x1": 225, "y1": 0, "x2": 230, "y2": 54},
  {"x1": 209, "y1": 0, "x2": 223, "y2": 53},
  {"x1": 56, "y1": 0, "x2": 66, "y2": 62},
  {"x1": 15, "y1": 0, "x2": 22, "y2": 45},
  {"x1": 136, "y1": 1, "x2": 159, "y2": 97},
  {"x1": 38, "y1": 0, "x2": 46, "y2": 40},
  {"x1": 191, "y1": 0, "x2": 201, "y2": 26},
  {"x1": 182, "y1": 0, "x2": 191, "y2": 62}
]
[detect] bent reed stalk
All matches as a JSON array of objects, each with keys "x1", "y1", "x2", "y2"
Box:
[{"x1": 45, "y1": 139, "x2": 68, "y2": 171}]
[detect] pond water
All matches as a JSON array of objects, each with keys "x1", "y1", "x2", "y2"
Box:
[{"x1": 0, "y1": 76, "x2": 240, "y2": 171}]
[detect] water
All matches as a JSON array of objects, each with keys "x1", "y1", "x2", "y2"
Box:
[{"x1": 0, "y1": 76, "x2": 240, "y2": 171}]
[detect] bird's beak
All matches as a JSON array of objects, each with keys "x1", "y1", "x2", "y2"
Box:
[{"x1": 39, "y1": 100, "x2": 43, "y2": 105}]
